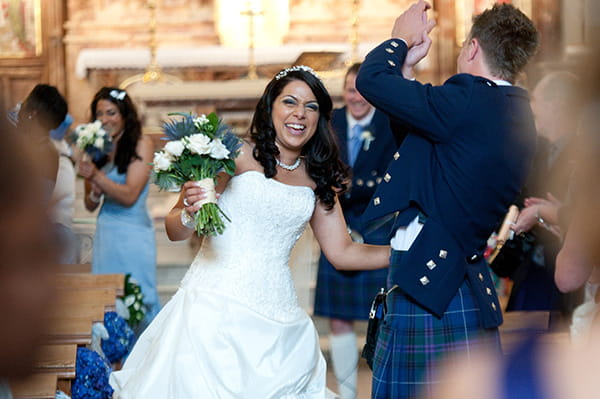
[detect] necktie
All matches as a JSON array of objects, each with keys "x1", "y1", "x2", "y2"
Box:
[{"x1": 349, "y1": 124, "x2": 363, "y2": 166}]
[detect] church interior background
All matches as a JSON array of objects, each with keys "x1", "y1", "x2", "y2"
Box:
[{"x1": 0, "y1": 0, "x2": 598, "y2": 326}]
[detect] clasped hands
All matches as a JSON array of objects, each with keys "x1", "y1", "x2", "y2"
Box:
[
  {"x1": 392, "y1": 0, "x2": 437, "y2": 78},
  {"x1": 510, "y1": 194, "x2": 562, "y2": 238},
  {"x1": 77, "y1": 158, "x2": 104, "y2": 201}
]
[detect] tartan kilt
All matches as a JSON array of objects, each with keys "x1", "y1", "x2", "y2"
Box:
[
  {"x1": 313, "y1": 252, "x2": 388, "y2": 320},
  {"x1": 371, "y1": 279, "x2": 501, "y2": 399}
]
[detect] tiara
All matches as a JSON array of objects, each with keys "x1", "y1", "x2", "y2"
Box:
[
  {"x1": 110, "y1": 89, "x2": 127, "y2": 101},
  {"x1": 274, "y1": 65, "x2": 321, "y2": 81}
]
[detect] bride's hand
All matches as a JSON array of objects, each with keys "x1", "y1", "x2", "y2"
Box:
[{"x1": 182, "y1": 181, "x2": 220, "y2": 214}]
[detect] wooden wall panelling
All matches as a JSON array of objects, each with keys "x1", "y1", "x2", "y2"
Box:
[{"x1": 0, "y1": 0, "x2": 66, "y2": 109}]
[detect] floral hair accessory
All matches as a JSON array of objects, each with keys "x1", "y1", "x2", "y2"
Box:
[
  {"x1": 109, "y1": 89, "x2": 127, "y2": 101},
  {"x1": 275, "y1": 65, "x2": 321, "y2": 81}
]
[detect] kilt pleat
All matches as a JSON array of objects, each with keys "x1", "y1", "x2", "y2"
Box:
[
  {"x1": 314, "y1": 254, "x2": 388, "y2": 320},
  {"x1": 371, "y1": 279, "x2": 500, "y2": 399}
]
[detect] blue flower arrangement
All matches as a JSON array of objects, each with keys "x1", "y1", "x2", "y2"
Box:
[
  {"x1": 71, "y1": 347, "x2": 113, "y2": 399},
  {"x1": 101, "y1": 311, "x2": 135, "y2": 364}
]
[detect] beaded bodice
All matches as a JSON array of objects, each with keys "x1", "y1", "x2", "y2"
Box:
[{"x1": 180, "y1": 171, "x2": 316, "y2": 322}]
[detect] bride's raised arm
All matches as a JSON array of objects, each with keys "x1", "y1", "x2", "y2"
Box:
[{"x1": 310, "y1": 196, "x2": 390, "y2": 271}]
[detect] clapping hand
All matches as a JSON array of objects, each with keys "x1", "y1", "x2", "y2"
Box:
[
  {"x1": 402, "y1": 29, "x2": 433, "y2": 79},
  {"x1": 392, "y1": 1, "x2": 436, "y2": 79},
  {"x1": 391, "y1": 1, "x2": 435, "y2": 48}
]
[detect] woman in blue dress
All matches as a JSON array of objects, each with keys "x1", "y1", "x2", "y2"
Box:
[{"x1": 78, "y1": 87, "x2": 160, "y2": 330}]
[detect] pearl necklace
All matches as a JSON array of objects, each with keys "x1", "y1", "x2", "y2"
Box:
[{"x1": 276, "y1": 157, "x2": 302, "y2": 171}]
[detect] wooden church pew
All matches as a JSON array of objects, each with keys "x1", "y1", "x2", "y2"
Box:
[
  {"x1": 57, "y1": 263, "x2": 92, "y2": 274},
  {"x1": 12, "y1": 272, "x2": 128, "y2": 397},
  {"x1": 54, "y1": 287, "x2": 117, "y2": 312},
  {"x1": 54, "y1": 273, "x2": 125, "y2": 296},
  {"x1": 44, "y1": 287, "x2": 119, "y2": 345},
  {"x1": 33, "y1": 344, "x2": 77, "y2": 379},
  {"x1": 499, "y1": 310, "x2": 550, "y2": 356},
  {"x1": 32, "y1": 344, "x2": 77, "y2": 394},
  {"x1": 10, "y1": 373, "x2": 57, "y2": 399}
]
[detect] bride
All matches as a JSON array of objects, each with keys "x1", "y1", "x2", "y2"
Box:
[{"x1": 109, "y1": 66, "x2": 391, "y2": 398}]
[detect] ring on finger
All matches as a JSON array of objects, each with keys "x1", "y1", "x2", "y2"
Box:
[{"x1": 183, "y1": 198, "x2": 190, "y2": 207}]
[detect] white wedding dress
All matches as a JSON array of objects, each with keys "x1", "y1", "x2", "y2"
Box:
[{"x1": 110, "y1": 171, "x2": 329, "y2": 398}]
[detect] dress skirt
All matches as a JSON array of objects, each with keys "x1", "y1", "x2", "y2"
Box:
[{"x1": 110, "y1": 288, "x2": 328, "y2": 398}]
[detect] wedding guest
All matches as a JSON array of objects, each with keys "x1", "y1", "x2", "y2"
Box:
[
  {"x1": 50, "y1": 114, "x2": 78, "y2": 264},
  {"x1": 354, "y1": 2, "x2": 538, "y2": 397},
  {"x1": 78, "y1": 87, "x2": 160, "y2": 331},
  {"x1": 0, "y1": 99, "x2": 59, "y2": 396},
  {"x1": 110, "y1": 65, "x2": 391, "y2": 398},
  {"x1": 424, "y1": 44, "x2": 600, "y2": 399},
  {"x1": 313, "y1": 62, "x2": 395, "y2": 399},
  {"x1": 501, "y1": 71, "x2": 582, "y2": 327},
  {"x1": 15, "y1": 85, "x2": 76, "y2": 264},
  {"x1": 554, "y1": 104, "x2": 600, "y2": 295},
  {"x1": 432, "y1": 74, "x2": 600, "y2": 399},
  {"x1": 17, "y1": 84, "x2": 68, "y2": 204}
]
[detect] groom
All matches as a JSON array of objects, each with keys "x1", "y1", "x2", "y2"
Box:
[{"x1": 356, "y1": 1, "x2": 539, "y2": 397}]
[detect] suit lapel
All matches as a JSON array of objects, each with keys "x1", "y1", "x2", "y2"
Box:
[{"x1": 333, "y1": 108, "x2": 350, "y2": 165}]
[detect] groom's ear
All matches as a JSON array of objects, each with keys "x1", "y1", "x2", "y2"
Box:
[{"x1": 466, "y1": 38, "x2": 480, "y2": 63}]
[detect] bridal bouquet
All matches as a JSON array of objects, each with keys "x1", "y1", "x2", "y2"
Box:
[
  {"x1": 152, "y1": 112, "x2": 241, "y2": 236},
  {"x1": 71, "y1": 120, "x2": 112, "y2": 163}
]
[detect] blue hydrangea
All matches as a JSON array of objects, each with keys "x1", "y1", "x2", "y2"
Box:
[
  {"x1": 71, "y1": 347, "x2": 113, "y2": 399},
  {"x1": 101, "y1": 311, "x2": 135, "y2": 363}
]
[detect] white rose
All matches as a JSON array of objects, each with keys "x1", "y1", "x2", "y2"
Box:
[
  {"x1": 123, "y1": 295, "x2": 135, "y2": 307},
  {"x1": 153, "y1": 151, "x2": 172, "y2": 172},
  {"x1": 92, "y1": 120, "x2": 103, "y2": 130},
  {"x1": 164, "y1": 140, "x2": 185, "y2": 158},
  {"x1": 186, "y1": 134, "x2": 211, "y2": 155},
  {"x1": 94, "y1": 137, "x2": 104, "y2": 149},
  {"x1": 209, "y1": 139, "x2": 230, "y2": 160},
  {"x1": 78, "y1": 125, "x2": 93, "y2": 140}
]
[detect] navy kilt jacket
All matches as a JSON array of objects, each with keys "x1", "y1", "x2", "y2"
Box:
[{"x1": 356, "y1": 39, "x2": 537, "y2": 328}]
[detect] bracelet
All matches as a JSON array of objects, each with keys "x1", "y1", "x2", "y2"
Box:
[
  {"x1": 180, "y1": 208, "x2": 196, "y2": 229},
  {"x1": 89, "y1": 191, "x2": 103, "y2": 203}
]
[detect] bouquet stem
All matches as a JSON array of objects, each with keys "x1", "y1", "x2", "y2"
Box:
[{"x1": 192, "y1": 178, "x2": 230, "y2": 236}]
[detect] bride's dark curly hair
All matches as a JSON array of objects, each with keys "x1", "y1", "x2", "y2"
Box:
[{"x1": 249, "y1": 68, "x2": 349, "y2": 210}]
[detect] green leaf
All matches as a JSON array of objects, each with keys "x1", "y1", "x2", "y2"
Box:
[
  {"x1": 222, "y1": 159, "x2": 236, "y2": 176},
  {"x1": 207, "y1": 112, "x2": 219, "y2": 128}
]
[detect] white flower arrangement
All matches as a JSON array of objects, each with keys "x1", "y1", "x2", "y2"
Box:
[
  {"x1": 152, "y1": 112, "x2": 241, "y2": 236},
  {"x1": 361, "y1": 130, "x2": 375, "y2": 151},
  {"x1": 71, "y1": 120, "x2": 113, "y2": 162}
]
